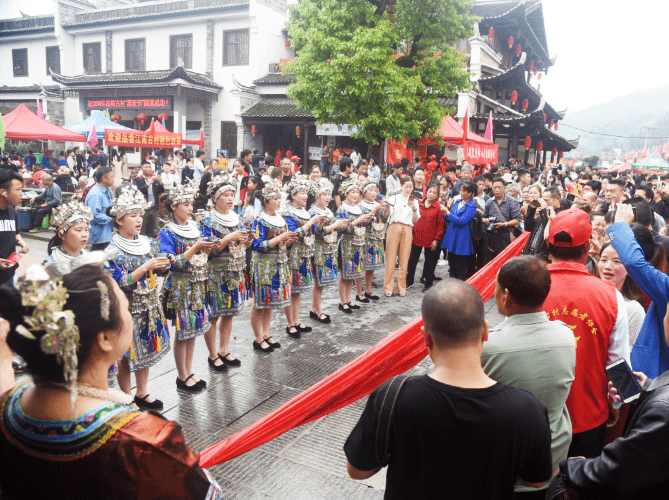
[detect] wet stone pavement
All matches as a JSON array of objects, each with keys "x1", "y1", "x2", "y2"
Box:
[{"x1": 17, "y1": 236, "x2": 505, "y2": 498}]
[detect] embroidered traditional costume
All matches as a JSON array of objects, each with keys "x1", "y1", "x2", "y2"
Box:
[
  {"x1": 308, "y1": 178, "x2": 338, "y2": 287},
  {"x1": 335, "y1": 179, "x2": 366, "y2": 280},
  {"x1": 283, "y1": 176, "x2": 315, "y2": 294}
]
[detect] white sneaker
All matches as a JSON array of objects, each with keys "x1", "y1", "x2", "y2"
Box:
[
  {"x1": 385, "y1": 292, "x2": 392, "y2": 297},
  {"x1": 399, "y1": 291, "x2": 406, "y2": 297},
  {"x1": 437, "y1": 259, "x2": 447, "y2": 266}
]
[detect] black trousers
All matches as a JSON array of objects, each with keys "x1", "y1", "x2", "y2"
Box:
[
  {"x1": 406, "y1": 244, "x2": 440, "y2": 287},
  {"x1": 467, "y1": 238, "x2": 485, "y2": 278},
  {"x1": 448, "y1": 253, "x2": 469, "y2": 281},
  {"x1": 568, "y1": 422, "x2": 607, "y2": 459},
  {"x1": 30, "y1": 206, "x2": 52, "y2": 229},
  {"x1": 484, "y1": 231, "x2": 511, "y2": 264}
]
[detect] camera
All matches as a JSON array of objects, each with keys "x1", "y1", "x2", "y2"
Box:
[{"x1": 486, "y1": 216, "x2": 499, "y2": 233}]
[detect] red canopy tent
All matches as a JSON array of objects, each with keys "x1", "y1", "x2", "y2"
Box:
[{"x1": 3, "y1": 104, "x2": 87, "y2": 142}]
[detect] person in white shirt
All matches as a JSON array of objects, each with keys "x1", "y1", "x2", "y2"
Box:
[
  {"x1": 350, "y1": 148, "x2": 361, "y2": 169},
  {"x1": 193, "y1": 150, "x2": 207, "y2": 181},
  {"x1": 386, "y1": 163, "x2": 404, "y2": 197},
  {"x1": 384, "y1": 176, "x2": 420, "y2": 297}
]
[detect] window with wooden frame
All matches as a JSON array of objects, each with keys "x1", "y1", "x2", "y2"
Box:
[
  {"x1": 46, "y1": 46, "x2": 60, "y2": 75},
  {"x1": 83, "y1": 42, "x2": 102, "y2": 74},
  {"x1": 125, "y1": 38, "x2": 146, "y2": 72},
  {"x1": 170, "y1": 34, "x2": 193, "y2": 69},
  {"x1": 220, "y1": 121, "x2": 238, "y2": 157},
  {"x1": 12, "y1": 49, "x2": 28, "y2": 77},
  {"x1": 223, "y1": 29, "x2": 249, "y2": 66}
]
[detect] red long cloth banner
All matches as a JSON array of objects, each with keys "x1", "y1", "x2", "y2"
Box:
[
  {"x1": 464, "y1": 141, "x2": 498, "y2": 165},
  {"x1": 199, "y1": 232, "x2": 530, "y2": 468}
]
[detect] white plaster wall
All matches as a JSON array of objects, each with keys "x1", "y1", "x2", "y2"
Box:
[{"x1": 0, "y1": 35, "x2": 60, "y2": 86}]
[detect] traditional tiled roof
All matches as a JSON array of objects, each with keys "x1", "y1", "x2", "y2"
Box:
[
  {"x1": 62, "y1": 0, "x2": 249, "y2": 29},
  {"x1": 252, "y1": 73, "x2": 297, "y2": 85},
  {"x1": 0, "y1": 85, "x2": 60, "y2": 93},
  {"x1": 242, "y1": 97, "x2": 314, "y2": 119},
  {"x1": 50, "y1": 67, "x2": 221, "y2": 90},
  {"x1": 438, "y1": 97, "x2": 458, "y2": 109},
  {"x1": 0, "y1": 15, "x2": 54, "y2": 36}
]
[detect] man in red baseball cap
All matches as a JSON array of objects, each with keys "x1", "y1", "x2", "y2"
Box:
[{"x1": 542, "y1": 208, "x2": 630, "y2": 460}]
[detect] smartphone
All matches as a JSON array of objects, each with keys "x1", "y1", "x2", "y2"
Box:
[
  {"x1": 566, "y1": 193, "x2": 576, "y2": 202},
  {"x1": 6, "y1": 252, "x2": 22, "y2": 265},
  {"x1": 155, "y1": 253, "x2": 169, "y2": 259},
  {"x1": 606, "y1": 359, "x2": 642, "y2": 403},
  {"x1": 206, "y1": 236, "x2": 221, "y2": 244}
]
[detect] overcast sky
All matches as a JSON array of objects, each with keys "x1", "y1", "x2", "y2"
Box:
[{"x1": 536, "y1": 0, "x2": 668, "y2": 113}]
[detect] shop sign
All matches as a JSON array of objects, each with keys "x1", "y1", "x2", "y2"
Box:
[
  {"x1": 104, "y1": 129, "x2": 182, "y2": 147},
  {"x1": 316, "y1": 123, "x2": 359, "y2": 136},
  {"x1": 86, "y1": 97, "x2": 172, "y2": 110},
  {"x1": 308, "y1": 147, "x2": 322, "y2": 160}
]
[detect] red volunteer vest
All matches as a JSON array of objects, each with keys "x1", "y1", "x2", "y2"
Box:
[{"x1": 543, "y1": 262, "x2": 618, "y2": 434}]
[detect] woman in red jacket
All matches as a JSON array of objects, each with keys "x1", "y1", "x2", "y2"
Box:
[{"x1": 406, "y1": 181, "x2": 444, "y2": 291}]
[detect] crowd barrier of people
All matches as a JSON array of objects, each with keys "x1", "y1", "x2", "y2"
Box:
[{"x1": 1, "y1": 148, "x2": 669, "y2": 499}]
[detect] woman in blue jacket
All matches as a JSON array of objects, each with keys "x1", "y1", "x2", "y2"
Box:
[{"x1": 441, "y1": 179, "x2": 477, "y2": 281}]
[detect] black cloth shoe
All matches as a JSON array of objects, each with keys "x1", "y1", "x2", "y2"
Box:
[
  {"x1": 347, "y1": 302, "x2": 361, "y2": 310},
  {"x1": 310, "y1": 311, "x2": 331, "y2": 323},
  {"x1": 134, "y1": 394, "x2": 164, "y2": 410},
  {"x1": 265, "y1": 337, "x2": 281, "y2": 348},
  {"x1": 295, "y1": 324, "x2": 312, "y2": 333},
  {"x1": 338, "y1": 303, "x2": 353, "y2": 314},
  {"x1": 176, "y1": 374, "x2": 204, "y2": 392},
  {"x1": 433, "y1": 276, "x2": 442, "y2": 281},
  {"x1": 253, "y1": 340, "x2": 274, "y2": 352},
  {"x1": 364, "y1": 292, "x2": 380, "y2": 301},
  {"x1": 356, "y1": 295, "x2": 370, "y2": 303},
  {"x1": 286, "y1": 326, "x2": 301, "y2": 338},
  {"x1": 220, "y1": 353, "x2": 242, "y2": 366},
  {"x1": 208, "y1": 356, "x2": 228, "y2": 372}
]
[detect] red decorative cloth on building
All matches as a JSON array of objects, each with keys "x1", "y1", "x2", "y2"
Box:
[
  {"x1": 542, "y1": 262, "x2": 618, "y2": 434},
  {"x1": 412, "y1": 200, "x2": 445, "y2": 248}
]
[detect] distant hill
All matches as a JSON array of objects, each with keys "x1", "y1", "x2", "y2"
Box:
[{"x1": 560, "y1": 84, "x2": 669, "y2": 156}]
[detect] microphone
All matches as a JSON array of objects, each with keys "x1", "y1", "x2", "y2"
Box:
[{"x1": 376, "y1": 194, "x2": 394, "y2": 206}]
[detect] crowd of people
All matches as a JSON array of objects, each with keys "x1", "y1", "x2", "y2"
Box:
[{"x1": 2, "y1": 144, "x2": 669, "y2": 498}]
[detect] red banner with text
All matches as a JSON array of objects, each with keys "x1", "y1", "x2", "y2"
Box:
[
  {"x1": 199, "y1": 232, "x2": 530, "y2": 468},
  {"x1": 386, "y1": 139, "x2": 414, "y2": 164},
  {"x1": 464, "y1": 141, "x2": 498, "y2": 165},
  {"x1": 104, "y1": 129, "x2": 182, "y2": 148}
]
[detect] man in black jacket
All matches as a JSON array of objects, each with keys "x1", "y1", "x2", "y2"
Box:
[
  {"x1": 558, "y1": 302, "x2": 669, "y2": 499},
  {"x1": 132, "y1": 161, "x2": 163, "y2": 207}
]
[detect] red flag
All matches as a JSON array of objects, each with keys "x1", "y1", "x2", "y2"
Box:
[
  {"x1": 580, "y1": 152, "x2": 584, "y2": 158},
  {"x1": 461, "y1": 108, "x2": 469, "y2": 144}
]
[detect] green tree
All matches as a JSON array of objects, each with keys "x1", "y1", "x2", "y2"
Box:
[{"x1": 286, "y1": 0, "x2": 475, "y2": 144}]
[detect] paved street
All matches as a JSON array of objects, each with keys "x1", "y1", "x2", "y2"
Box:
[{"x1": 17, "y1": 230, "x2": 504, "y2": 499}]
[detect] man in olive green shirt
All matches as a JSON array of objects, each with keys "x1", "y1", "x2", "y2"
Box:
[{"x1": 482, "y1": 256, "x2": 576, "y2": 499}]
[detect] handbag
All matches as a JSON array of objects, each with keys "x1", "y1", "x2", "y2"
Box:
[{"x1": 375, "y1": 375, "x2": 409, "y2": 467}]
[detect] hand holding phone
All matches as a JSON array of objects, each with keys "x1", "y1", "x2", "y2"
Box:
[
  {"x1": 606, "y1": 359, "x2": 643, "y2": 403},
  {"x1": 6, "y1": 253, "x2": 22, "y2": 265}
]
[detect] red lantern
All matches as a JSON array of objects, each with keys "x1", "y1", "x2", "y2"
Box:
[
  {"x1": 524, "y1": 136, "x2": 531, "y2": 149},
  {"x1": 251, "y1": 125, "x2": 257, "y2": 136},
  {"x1": 537, "y1": 141, "x2": 544, "y2": 152},
  {"x1": 549, "y1": 119, "x2": 554, "y2": 128},
  {"x1": 508, "y1": 36, "x2": 514, "y2": 48},
  {"x1": 521, "y1": 99, "x2": 528, "y2": 112},
  {"x1": 533, "y1": 67, "x2": 538, "y2": 75},
  {"x1": 552, "y1": 148, "x2": 558, "y2": 157},
  {"x1": 559, "y1": 151, "x2": 564, "y2": 159},
  {"x1": 295, "y1": 125, "x2": 301, "y2": 138},
  {"x1": 110, "y1": 113, "x2": 121, "y2": 123},
  {"x1": 488, "y1": 27, "x2": 495, "y2": 39},
  {"x1": 555, "y1": 123, "x2": 558, "y2": 131},
  {"x1": 157, "y1": 113, "x2": 168, "y2": 122},
  {"x1": 543, "y1": 113, "x2": 547, "y2": 122},
  {"x1": 516, "y1": 44, "x2": 522, "y2": 56},
  {"x1": 511, "y1": 90, "x2": 518, "y2": 105},
  {"x1": 529, "y1": 72, "x2": 533, "y2": 80},
  {"x1": 529, "y1": 61, "x2": 535, "y2": 71},
  {"x1": 538, "y1": 73, "x2": 542, "y2": 80},
  {"x1": 136, "y1": 113, "x2": 148, "y2": 126}
]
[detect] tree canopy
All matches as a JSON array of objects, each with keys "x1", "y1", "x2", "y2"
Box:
[{"x1": 286, "y1": 0, "x2": 476, "y2": 144}]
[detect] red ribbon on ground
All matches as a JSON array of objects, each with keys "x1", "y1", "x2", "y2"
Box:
[{"x1": 199, "y1": 232, "x2": 530, "y2": 468}]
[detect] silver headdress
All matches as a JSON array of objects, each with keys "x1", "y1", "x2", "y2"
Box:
[
  {"x1": 261, "y1": 179, "x2": 283, "y2": 199},
  {"x1": 339, "y1": 177, "x2": 361, "y2": 197},
  {"x1": 207, "y1": 173, "x2": 237, "y2": 201},
  {"x1": 286, "y1": 175, "x2": 311, "y2": 196},
  {"x1": 109, "y1": 184, "x2": 150, "y2": 218},
  {"x1": 51, "y1": 201, "x2": 92, "y2": 235},
  {"x1": 309, "y1": 177, "x2": 334, "y2": 198},
  {"x1": 168, "y1": 179, "x2": 199, "y2": 205},
  {"x1": 359, "y1": 178, "x2": 378, "y2": 194}
]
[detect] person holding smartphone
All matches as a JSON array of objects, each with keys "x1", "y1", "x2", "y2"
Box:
[
  {"x1": 0, "y1": 170, "x2": 29, "y2": 287},
  {"x1": 555, "y1": 302, "x2": 669, "y2": 498}
]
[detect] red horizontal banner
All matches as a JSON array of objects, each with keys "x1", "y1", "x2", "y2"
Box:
[
  {"x1": 199, "y1": 232, "x2": 530, "y2": 468},
  {"x1": 464, "y1": 141, "x2": 498, "y2": 165},
  {"x1": 104, "y1": 129, "x2": 182, "y2": 148},
  {"x1": 85, "y1": 97, "x2": 172, "y2": 110}
]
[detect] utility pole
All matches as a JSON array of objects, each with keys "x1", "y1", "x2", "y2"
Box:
[{"x1": 642, "y1": 126, "x2": 657, "y2": 152}]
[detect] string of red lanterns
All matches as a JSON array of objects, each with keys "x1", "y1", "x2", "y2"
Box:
[
  {"x1": 135, "y1": 113, "x2": 148, "y2": 126},
  {"x1": 157, "y1": 113, "x2": 169, "y2": 123},
  {"x1": 511, "y1": 90, "x2": 518, "y2": 105},
  {"x1": 488, "y1": 27, "x2": 495, "y2": 39},
  {"x1": 515, "y1": 45, "x2": 522, "y2": 56},
  {"x1": 521, "y1": 99, "x2": 528, "y2": 112},
  {"x1": 110, "y1": 113, "x2": 121, "y2": 124},
  {"x1": 251, "y1": 125, "x2": 257, "y2": 136},
  {"x1": 508, "y1": 36, "x2": 514, "y2": 48},
  {"x1": 537, "y1": 141, "x2": 544, "y2": 152},
  {"x1": 524, "y1": 136, "x2": 531, "y2": 149}
]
